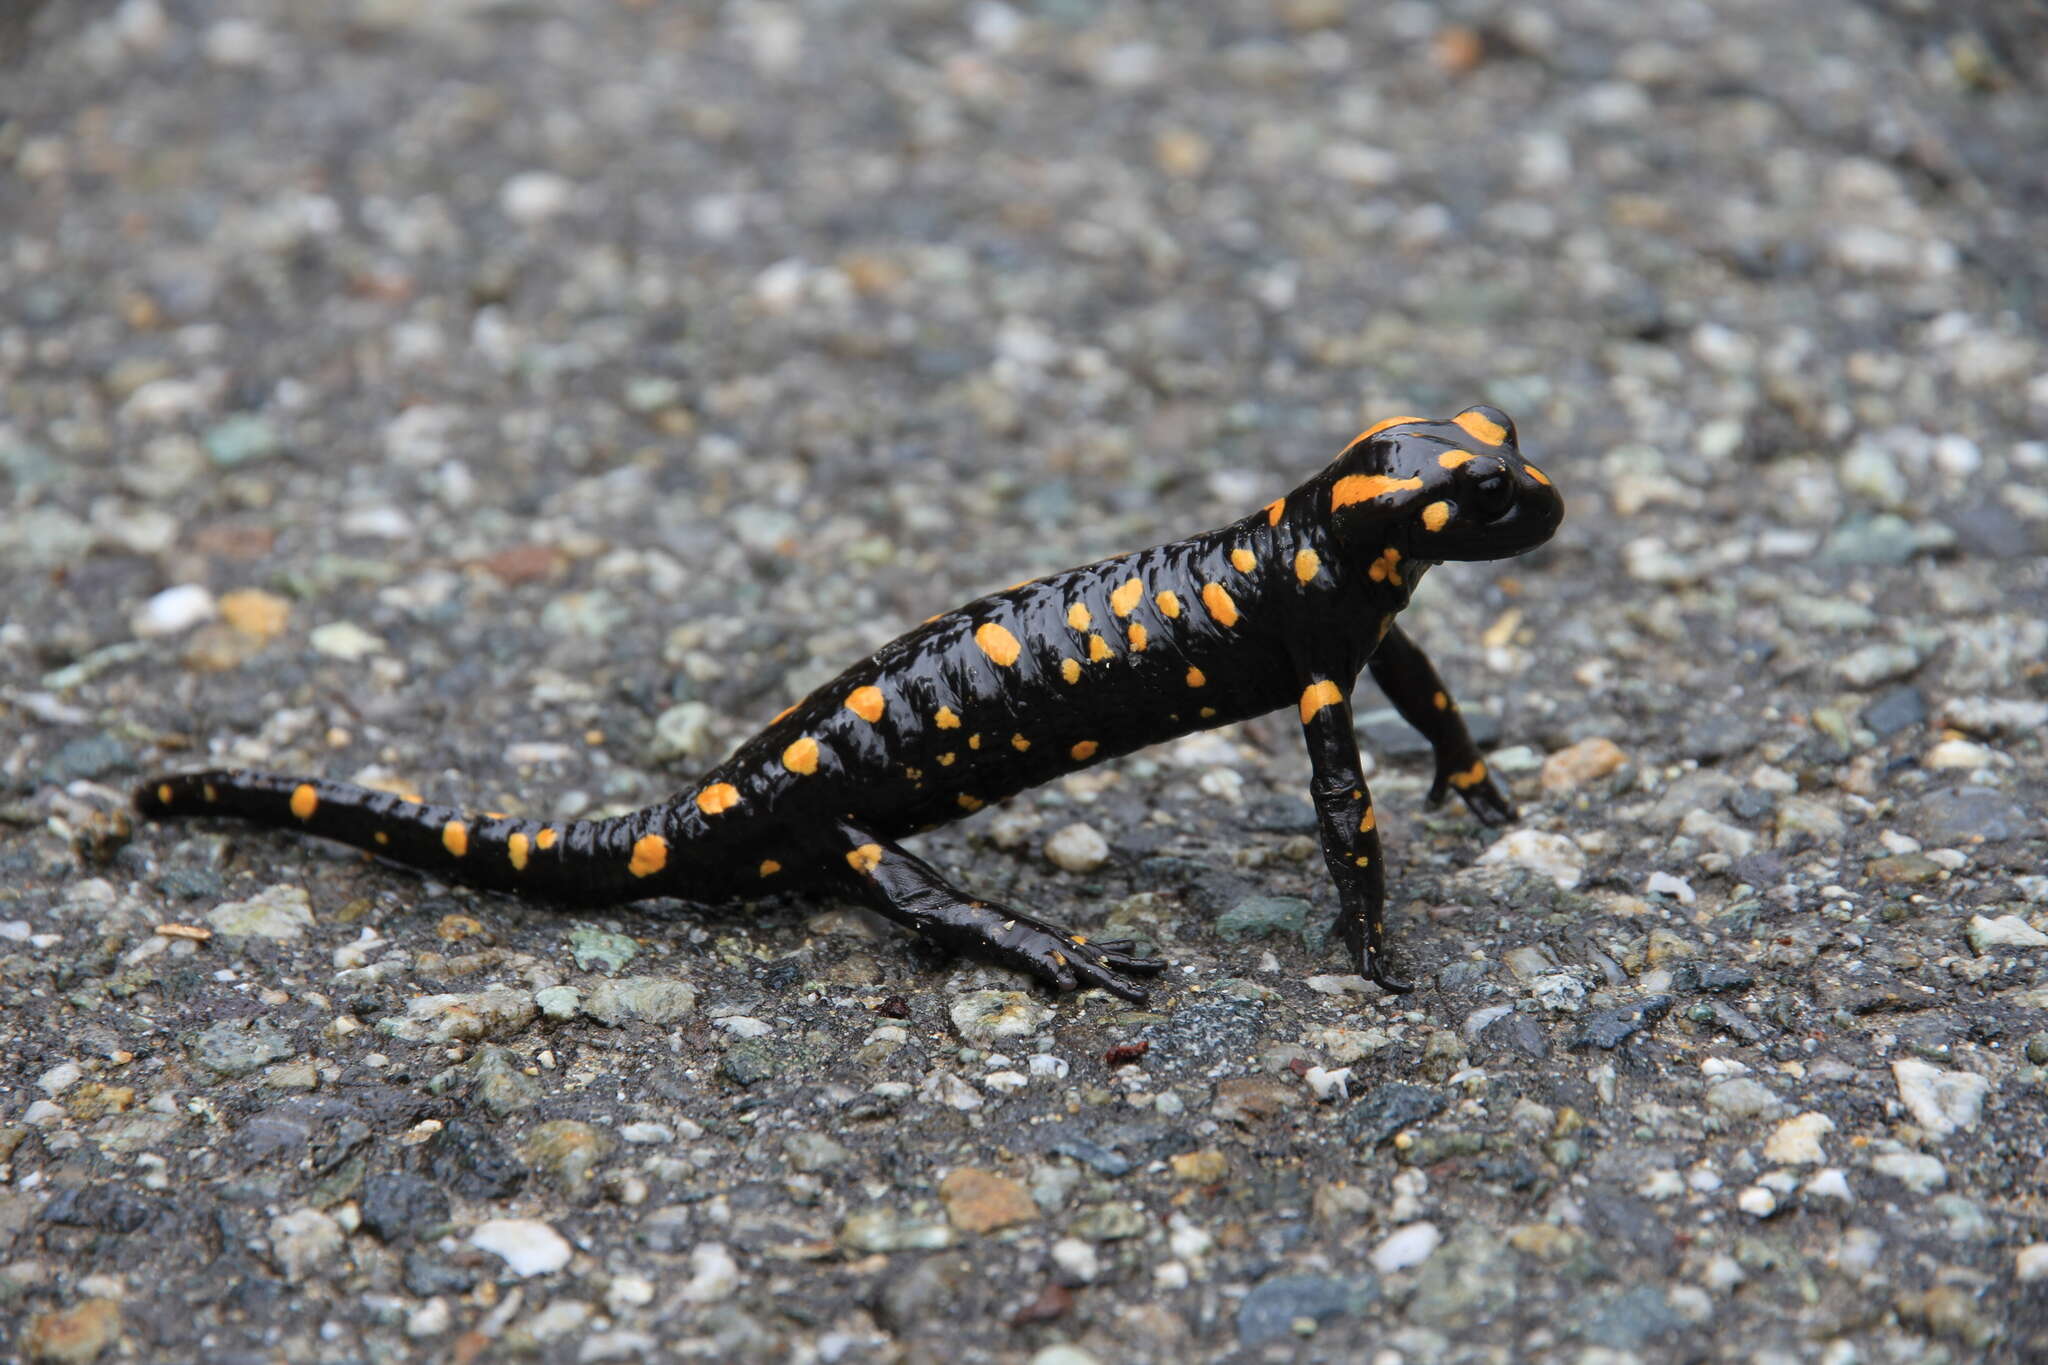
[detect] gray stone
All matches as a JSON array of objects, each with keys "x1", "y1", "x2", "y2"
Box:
[
  {"x1": 583, "y1": 977, "x2": 698, "y2": 1025},
  {"x1": 569, "y1": 925, "x2": 639, "y2": 975},
  {"x1": 1214, "y1": 895, "x2": 1311, "y2": 942},
  {"x1": 189, "y1": 1018, "x2": 295, "y2": 1077},
  {"x1": 1235, "y1": 1274, "x2": 1374, "y2": 1346}
]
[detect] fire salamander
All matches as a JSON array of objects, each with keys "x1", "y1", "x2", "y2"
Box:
[{"x1": 137, "y1": 406, "x2": 1562, "y2": 1001}]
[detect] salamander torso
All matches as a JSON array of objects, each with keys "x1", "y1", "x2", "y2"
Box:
[{"x1": 138, "y1": 406, "x2": 1563, "y2": 1000}]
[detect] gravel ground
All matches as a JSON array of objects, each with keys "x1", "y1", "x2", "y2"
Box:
[{"x1": 4, "y1": 2, "x2": 2047, "y2": 1362}]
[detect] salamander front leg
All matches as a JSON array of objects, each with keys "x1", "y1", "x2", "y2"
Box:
[
  {"x1": 1368, "y1": 624, "x2": 1516, "y2": 826},
  {"x1": 834, "y1": 824, "x2": 1164, "y2": 1003},
  {"x1": 1296, "y1": 676, "x2": 1410, "y2": 994}
]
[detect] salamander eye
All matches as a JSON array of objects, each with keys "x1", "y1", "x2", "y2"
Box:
[{"x1": 1467, "y1": 464, "x2": 1514, "y2": 520}]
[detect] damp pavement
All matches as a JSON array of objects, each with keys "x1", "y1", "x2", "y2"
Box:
[{"x1": 2, "y1": 2, "x2": 2046, "y2": 1362}]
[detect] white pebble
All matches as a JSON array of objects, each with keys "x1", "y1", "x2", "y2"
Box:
[
  {"x1": 1736, "y1": 1186, "x2": 1777, "y2": 1217},
  {"x1": 1966, "y1": 914, "x2": 2048, "y2": 952},
  {"x1": 1644, "y1": 871, "x2": 1696, "y2": 905},
  {"x1": 1050, "y1": 1236, "x2": 1099, "y2": 1283},
  {"x1": 1923, "y1": 738, "x2": 1998, "y2": 770},
  {"x1": 1891, "y1": 1059, "x2": 1991, "y2": 1137},
  {"x1": 606, "y1": 1272, "x2": 656, "y2": 1311},
  {"x1": 1370, "y1": 1221, "x2": 1441, "y2": 1273},
  {"x1": 309, "y1": 621, "x2": 385, "y2": 660},
  {"x1": 36, "y1": 1062, "x2": 83, "y2": 1096},
  {"x1": 500, "y1": 171, "x2": 575, "y2": 224},
  {"x1": 1478, "y1": 830, "x2": 1585, "y2": 889},
  {"x1": 1303, "y1": 1066, "x2": 1352, "y2": 1101},
  {"x1": 1763, "y1": 1111, "x2": 1835, "y2": 1165},
  {"x1": 1869, "y1": 1150, "x2": 1947, "y2": 1193},
  {"x1": 1043, "y1": 822, "x2": 1109, "y2": 873},
  {"x1": 2016, "y1": 1244, "x2": 2048, "y2": 1284},
  {"x1": 133, "y1": 584, "x2": 216, "y2": 637},
  {"x1": 1804, "y1": 1169, "x2": 1853, "y2": 1204},
  {"x1": 470, "y1": 1218, "x2": 574, "y2": 1276}
]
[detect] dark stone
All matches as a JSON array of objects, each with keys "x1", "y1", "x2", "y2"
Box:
[
  {"x1": 1670, "y1": 961, "x2": 1755, "y2": 994},
  {"x1": 233, "y1": 1115, "x2": 314, "y2": 1164},
  {"x1": 1944, "y1": 497, "x2": 2045, "y2": 559},
  {"x1": 1915, "y1": 786, "x2": 2029, "y2": 845},
  {"x1": 402, "y1": 1250, "x2": 478, "y2": 1297},
  {"x1": 1480, "y1": 1011, "x2": 1552, "y2": 1059},
  {"x1": 1729, "y1": 852, "x2": 1788, "y2": 886},
  {"x1": 1697, "y1": 999, "x2": 1767, "y2": 1043},
  {"x1": 425, "y1": 1118, "x2": 526, "y2": 1200},
  {"x1": 1047, "y1": 1136, "x2": 1133, "y2": 1178},
  {"x1": 1681, "y1": 712, "x2": 1755, "y2": 762},
  {"x1": 1343, "y1": 1082, "x2": 1446, "y2": 1147},
  {"x1": 1243, "y1": 798, "x2": 1317, "y2": 833},
  {"x1": 1581, "y1": 1191, "x2": 1677, "y2": 1273},
  {"x1": 41, "y1": 1183, "x2": 159, "y2": 1234},
  {"x1": 359, "y1": 1173, "x2": 451, "y2": 1244},
  {"x1": 1141, "y1": 999, "x2": 1265, "y2": 1073},
  {"x1": 1860, "y1": 685, "x2": 1927, "y2": 738},
  {"x1": 39, "y1": 734, "x2": 134, "y2": 784},
  {"x1": 1570, "y1": 996, "x2": 1673, "y2": 1050},
  {"x1": 1235, "y1": 1274, "x2": 1375, "y2": 1346},
  {"x1": 876, "y1": 1254, "x2": 977, "y2": 1332},
  {"x1": 1725, "y1": 787, "x2": 1776, "y2": 821},
  {"x1": 721, "y1": 1039, "x2": 780, "y2": 1087}
]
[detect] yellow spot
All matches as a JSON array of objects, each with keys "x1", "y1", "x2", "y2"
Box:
[
  {"x1": 1071, "y1": 740, "x2": 1098, "y2": 761},
  {"x1": 1299, "y1": 680, "x2": 1344, "y2": 723},
  {"x1": 760, "y1": 859, "x2": 781, "y2": 877},
  {"x1": 903, "y1": 766, "x2": 922, "y2": 780},
  {"x1": 697, "y1": 783, "x2": 740, "y2": 815},
  {"x1": 1155, "y1": 590, "x2": 1181, "y2": 618},
  {"x1": 1127, "y1": 623, "x2": 1148, "y2": 651},
  {"x1": 1359, "y1": 807, "x2": 1376, "y2": 833},
  {"x1": 374, "y1": 830, "x2": 390, "y2": 846},
  {"x1": 1433, "y1": 690, "x2": 1449, "y2": 710},
  {"x1": 968, "y1": 734, "x2": 982, "y2": 750},
  {"x1": 846, "y1": 843, "x2": 883, "y2": 874},
  {"x1": 1331, "y1": 473, "x2": 1424, "y2": 513},
  {"x1": 1525, "y1": 463, "x2": 1551, "y2": 486},
  {"x1": 202, "y1": 783, "x2": 218, "y2": 802},
  {"x1": 1368, "y1": 547, "x2": 1404, "y2": 586},
  {"x1": 1071, "y1": 934, "x2": 1087, "y2": 945},
  {"x1": 290, "y1": 783, "x2": 318, "y2": 821},
  {"x1": 845, "y1": 686, "x2": 886, "y2": 723},
  {"x1": 936, "y1": 706, "x2": 961, "y2": 729},
  {"x1": 1067, "y1": 603, "x2": 1092, "y2": 631},
  {"x1": 1186, "y1": 666, "x2": 1206, "y2": 688},
  {"x1": 508, "y1": 832, "x2": 531, "y2": 871},
  {"x1": 1110, "y1": 578, "x2": 1144, "y2": 617},
  {"x1": 483, "y1": 812, "x2": 507, "y2": 821},
  {"x1": 1201, "y1": 582, "x2": 1239, "y2": 627},
  {"x1": 1294, "y1": 549, "x2": 1321, "y2": 583},
  {"x1": 957, "y1": 794, "x2": 984, "y2": 812},
  {"x1": 1449, "y1": 761, "x2": 1488, "y2": 790},
  {"x1": 1200, "y1": 706, "x2": 1216, "y2": 718},
  {"x1": 1352, "y1": 415, "x2": 1422, "y2": 445},
  {"x1": 1439, "y1": 448, "x2": 1478, "y2": 470},
  {"x1": 536, "y1": 827, "x2": 558, "y2": 850},
  {"x1": 1422, "y1": 501, "x2": 1452, "y2": 532},
  {"x1": 975, "y1": 621, "x2": 1021, "y2": 666},
  {"x1": 938, "y1": 752, "x2": 956, "y2": 766},
  {"x1": 442, "y1": 821, "x2": 469, "y2": 858},
  {"x1": 155, "y1": 783, "x2": 174, "y2": 806},
  {"x1": 783, "y1": 736, "x2": 821, "y2": 775},
  {"x1": 1088, "y1": 634, "x2": 1113, "y2": 662},
  {"x1": 772, "y1": 704, "x2": 797, "y2": 724},
  {"x1": 1265, "y1": 498, "x2": 1285, "y2": 526},
  {"x1": 1230, "y1": 547, "x2": 1256, "y2": 573},
  {"x1": 1354, "y1": 855, "x2": 1370, "y2": 868},
  {"x1": 1453, "y1": 409, "x2": 1508, "y2": 446},
  {"x1": 1061, "y1": 657, "x2": 1082, "y2": 684},
  {"x1": 1011, "y1": 733, "x2": 1031, "y2": 752},
  {"x1": 629, "y1": 833, "x2": 668, "y2": 877}
]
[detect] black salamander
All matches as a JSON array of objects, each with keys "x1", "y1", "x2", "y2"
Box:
[{"x1": 137, "y1": 406, "x2": 1563, "y2": 1001}]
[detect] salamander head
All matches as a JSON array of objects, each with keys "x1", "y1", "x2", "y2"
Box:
[{"x1": 1323, "y1": 405, "x2": 1563, "y2": 563}]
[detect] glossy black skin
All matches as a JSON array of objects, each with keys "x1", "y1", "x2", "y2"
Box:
[{"x1": 137, "y1": 406, "x2": 1564, "y2": 1001}]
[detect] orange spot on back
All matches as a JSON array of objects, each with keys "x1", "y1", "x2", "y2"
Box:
[
  {"x1": 1453, "y1": 409, "x2": 1508, "y2": 446},
  {"x1": 1299, "y1": 680, "x2": 1344, "y2": 723},
  {"x1": 289, "y1": 783, "x2": 318, "y2": 821},
  {"x1": 1230, "y1": 547, "x2": 1256, "y2": 573},
  {"x1": 1186, "y1": 666, "x2": 1206, "y2": 688},
  {"x1": 938, "y1": 752, "x2": 956, "y2": 765},
  {"x1": 845, "y1": 686, "x2": 886, "y2": 723},
  {"x1": 759, "y1": 859, "x2": 782, "y2": 877},
  {"x1": 1127, "y1": 623, "x2": 1147, "y2": 651},
  {"x1": 936, "y1": 706, "x2": 961, "y2": 729},
  {"x1": 1110, "y1": 577, "x2": 1144, "y2": 616},
  {"x1": 1433, "y1": 690, "x2": 1449, "y2": 710},
  {"x1": 1438, "y1": 448, "x2": 1478, "y2": 469},
  {"x1": 957, "y1": 794, "x2": 984, "y2": 812},
  {"x1": 1294, "y1": 548, "x2": 1321, "y2": 583},
  {"x1": 508, "y1": 832, "x2": 531, "y2": 871},
  {"x1": 442, "y1": 820, "x2": 469, "y2": 858},
  {"x1": 536, "y1": 827, "x2": 558, "y2": 850},
  {"x1": 1154, "y1": 590, "x2": 1181, "y2": 618},
  {"x1": 203, "y1": 783, "x2": 218, "y2": 802},
  {"x1": 1331, "y1": 474, "x2": 1424, "y2": 513},
  {"x1": 156, "y1": 783, "x2": 174, "y2": 806},
  {"x1": 1422, "y1": 500, "x2": 1451, "y2": 532},
  {"x1": 1011, "y1": 733, "x2": 1031, "y2": 751},
  {"x1": 1351, "y1": 415, "x2": 1424, "y2": 445},
  {"x1": 1070, "y1": 740, "x2": 1098, "y2": 761},
  {"x1": 1201, "y1": 582, "x2": 1239, "y2": 627},
  {"x1": 968, "y1": 734, "x2": 982, "y2": 750},
  {"x1": 1368, "y1": 547, "x2": 1404, "y2": 586},
  {"x1": 1359, "y1": 807, "x2": 1376, "y2": 833},
  {"x1": 374, "y1": 830, "x2": 390, "y2": 845},
  {"x1": 975, "y1": 621, "x2": 1021, "y2": 666},
  {"x1": 783, "y1": 736, "x2": 821, "y2": 775},
  {"x1": 1265, "y1": 498, "x2": 1285, "y2": 526},
  {"x1": 846, "y1": 843, "x2": 883, "y2": 873},
  {"x1": 1088, "y1": 634, "x2": 1114, "y2": 662},
  {"x1": 696, "y1": 783, "x2": 739, "y2": 815},
  {"x1": 1061, "y1": 658, "x2": 1082, "y2": 684},
  {"x1": 1067, "y1": 602, "x2": 1092, "y2": 631},
  {"x1": 629, "y1": 833, "x2": 668, "y2": 877},
  {"x1": 772, "y1": 703, "x2": 797, "y2": 724}
]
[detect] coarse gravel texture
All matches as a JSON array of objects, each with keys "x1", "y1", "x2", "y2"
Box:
[{"x1": 4, "y1": 1, "x2": 2047, "y2": 1363}]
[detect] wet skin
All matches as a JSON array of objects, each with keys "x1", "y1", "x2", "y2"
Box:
[{"x1": 137, "y1": 405, "x2": 1564, "y2": 1001}]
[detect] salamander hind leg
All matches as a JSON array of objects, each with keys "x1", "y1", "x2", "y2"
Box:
[{"x1": 835, "y1": 824, "x2": 1164, "y2": 1003}]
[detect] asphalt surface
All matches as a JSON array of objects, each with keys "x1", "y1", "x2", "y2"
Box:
[{"x1": 3, "y1": 2, "x2": 2046, "y2": 1362}]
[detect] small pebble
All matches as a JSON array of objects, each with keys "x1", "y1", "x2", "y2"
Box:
[
  {"x1": 1370, "y1": 1221, "x2": 1441, "y2": 1273},
  {"x1": 2015, "y1": 1244, "x2": 2048, "y2": 1284},
  {"x1": 1891, "y1": 1059, "x2": 1990, "y2": 1137},
  {"x1": 470, "y1": 1218, "x2": 574, "y2": 1276},
  {"x1": 1763, "y1": 1112, "x2": 1834, "y2": 1165},
  {"x1": 1044, "y1": 822, "x2": 1109, "y2": 873},
  {"x1": 1478, "y1": 830, "x2": 1585, "y2": 889},
  {"x1": 1736, "y1": 1186, "x2": 1777, "y2": 1217},
  {"x1": 133, "y1": 584, "x2": 216, "y2": 637},
  {"x1": 1965, "y1": 913, "x2": 2046, "y2": 952},
  {"x1": 1538, "y1": 737, "x2": 1627, "y2": 794}
]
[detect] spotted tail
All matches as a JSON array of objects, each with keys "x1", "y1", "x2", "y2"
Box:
[{"x1": 136, "y1": 770, "x2": 683, "y2": 905}]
